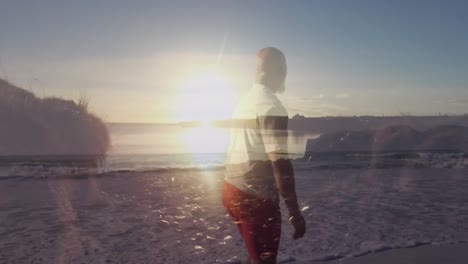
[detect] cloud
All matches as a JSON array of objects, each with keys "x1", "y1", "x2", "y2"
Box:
[
  {"x1": 280, "y1": 94, "x2": 349, "y2": 117},
  {"x1": 335, "y1": 93, "x2": 350, "y2": 99},
  {"x1": 453, "y1": 98, "x2": 468, "y2": 106},
  {"x1": 4, "y1": 52, "x2": 253, "y2": 122}
]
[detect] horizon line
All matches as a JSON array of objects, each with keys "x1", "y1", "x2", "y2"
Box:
[{"x1": 106, "y1": 113, "x2": 468, "y2": 125}]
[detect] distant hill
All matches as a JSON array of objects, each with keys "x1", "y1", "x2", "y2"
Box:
[
  {"x1": 305, "y1": 125, "x2": 468, "y2": 156},
  {"x1": 0, "y1": 79, "x2": 109, "y2": 156},
  {"x1": 288, "y1": 115, "x2": 468, "y2": 133},
  {"x1": 212, "y1": 115, "x2": 468, "y2": 134}
]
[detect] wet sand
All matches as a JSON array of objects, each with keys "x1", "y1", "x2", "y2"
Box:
[
  {"x1": 1, "y1": 168, "x2": 468, "y2": 263},
  {"x1": 321, "y1": 243, "x2": 468, "y2": 264}
]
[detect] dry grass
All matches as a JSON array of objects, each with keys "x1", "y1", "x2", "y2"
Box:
[
  {"x1": 77, "y1": 89, "x2": 90, "y2": 114},
  {"x1": 0, "y1": 78, "x2": 110, "y2": 155}
]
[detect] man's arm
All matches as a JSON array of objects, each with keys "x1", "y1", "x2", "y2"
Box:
[
  {"x1": 269, "y1": 155, "x2": 300, "y2": 217},
  {"x1": 259, "y1": 114, "x2": 306, "y2": 240}
]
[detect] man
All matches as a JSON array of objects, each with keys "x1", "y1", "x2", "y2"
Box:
[{"x1": 223, "y1": 47, "x2": 306, "y2": 264}]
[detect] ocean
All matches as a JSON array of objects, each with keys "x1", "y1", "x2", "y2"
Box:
[
  {"x1": 106, "y1": 123, "x2": 318, "y2": 171},
  {"x1": 0, "y1": 123, "x2": 319, "y2": 177}
]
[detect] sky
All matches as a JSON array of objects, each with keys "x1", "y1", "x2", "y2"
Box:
[{"x1": 1, "y1": 0, "x2": 468, "y2": 123}]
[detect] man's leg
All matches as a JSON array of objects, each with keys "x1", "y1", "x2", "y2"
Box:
[
  {"x1": 249, "y1": 256, "x2": 277, "y2": 264},
  {"x1": 238, "y1": 221, "x2": 278, "y2": 264},
  {"x1": 223, "y1": 182, "x2": 253, "y2": 264},
  {"x1": 223, "y1": 181, "x2": 281, "y2": 263},
  {"x1": 238, "y1": 198, "x2": 282, "y2": 264}
]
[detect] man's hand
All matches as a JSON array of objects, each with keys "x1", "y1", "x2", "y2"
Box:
[{"x1": 289, "y1": 214, "x2": 306, "y2": 240}]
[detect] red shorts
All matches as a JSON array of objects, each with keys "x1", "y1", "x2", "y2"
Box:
[{"x1": 222, "y1": 181, "x2": 281, "y2": 261}]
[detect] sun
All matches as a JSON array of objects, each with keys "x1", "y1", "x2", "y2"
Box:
[{"x1": 173, "y1": 69, "x2": 236, "y2": 123}]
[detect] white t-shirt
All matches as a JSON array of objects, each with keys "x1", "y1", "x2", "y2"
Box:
[{"x1": 225, "y1": 83, "x2": 289, "y2": 198}]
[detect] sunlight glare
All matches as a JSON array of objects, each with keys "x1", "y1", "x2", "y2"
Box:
[
  {"x1": 180, "y1": 125, "x2": 230, "y2": 154},
  {"x1": 174, "y1": 69, "x2": 236, "y2": 123}
]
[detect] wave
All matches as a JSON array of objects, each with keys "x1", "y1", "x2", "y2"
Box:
[
  {"x1": 1, "y1": 153, "x2": 466, "y2": 180},
  {"x1": 0, "y1": 163, "x2": 226, "y2": 180}
]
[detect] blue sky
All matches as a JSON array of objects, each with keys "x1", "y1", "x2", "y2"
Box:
[{"x1": 1, "y1": 0, "x2": 467, "y2": 122}]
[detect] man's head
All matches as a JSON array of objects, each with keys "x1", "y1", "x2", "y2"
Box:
[{"x1": 256, "y1": 47, "x2": 287, "y2": 93}]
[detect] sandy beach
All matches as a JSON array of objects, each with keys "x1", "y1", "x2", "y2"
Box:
[
  {"x1": 322, "y1": 243, "x2": 468, "y2": 264},
  {"x1": 1, "y1": 167, "x2": 468, "y2": 263}
]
